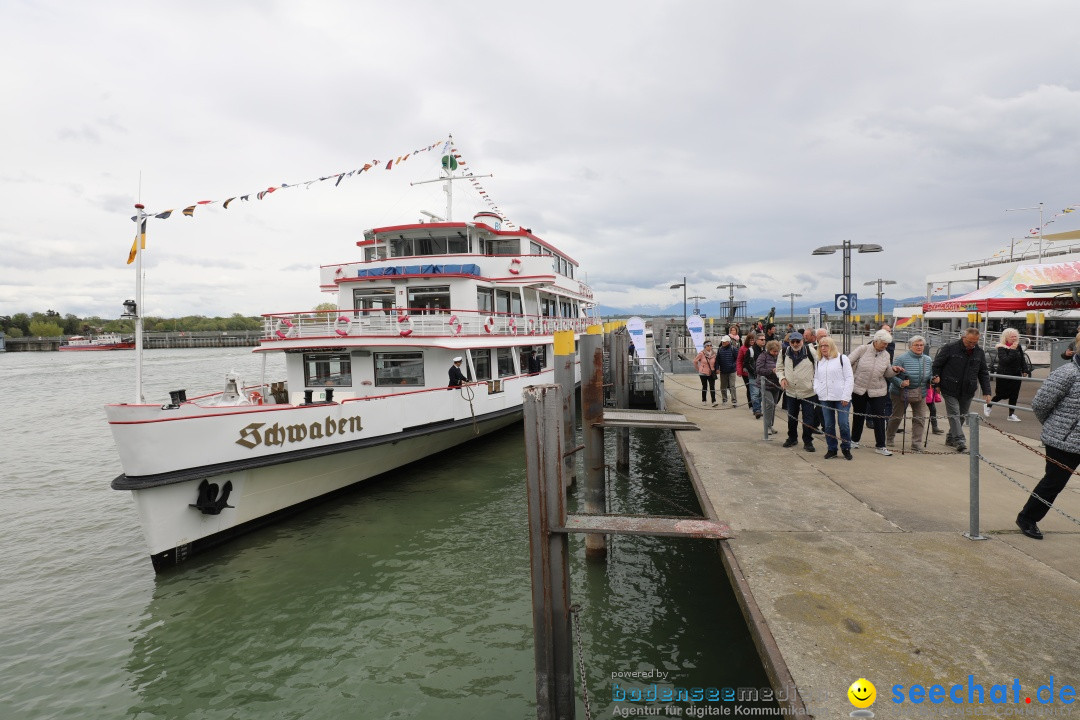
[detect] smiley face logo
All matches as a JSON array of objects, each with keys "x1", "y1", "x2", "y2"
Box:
[{"x1": 848, "y1": 678, "x2": 876, "y2": 709}]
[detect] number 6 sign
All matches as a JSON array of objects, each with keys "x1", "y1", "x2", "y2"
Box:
[{"x1": 835, "y1": 293, "x2": 857, "y2": 312}]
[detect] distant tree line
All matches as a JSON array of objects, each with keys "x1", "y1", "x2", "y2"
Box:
[{"x1": 0, "y1": 310, "x2": 263, "y2": 338}]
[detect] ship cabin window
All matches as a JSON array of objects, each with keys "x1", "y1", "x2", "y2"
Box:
[
  {"x1": 389, "y1": 233, "x2": 469, "y2": 258},
  {"x1": 353, "y1": 287, "x2": 396, "y2": 316},
  {"x1": 303, "y1": 353, "x2": 353, "y2": 387},
  {"x1": 540, "y1": 296, "x2": 556, "y2": 317},
  {"x1": 364, "y1": 245, "x2": 388, "y2": 262},
  {"x1": 479, "y1": 237, "x2": 519, "y2": 256},
  {"x1": 407, "y1": 285, "x2": 450, "y2": 314},
  {"x1": 374, "y1": 351, "x2": 425, "y2": 387},
  {"x1": 472, "y1": 349, "x2": 492, "y2": 381},
  {"x1": 477, "y1": 288, "x2": 494, "y2": 314},
  {"x1": 497, "y1": 348, "x2": 515, "y2": 377},
  {"x1": 530, "y1": 241, "x2": 542, "y2": 255},
  {"x1": 495, "y1": 289, "x2": 522, "y2": 316}
]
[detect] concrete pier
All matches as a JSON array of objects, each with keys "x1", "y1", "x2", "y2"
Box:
[{"x1": 667, "y1": 373, "x2": 1079, "y2": 717}]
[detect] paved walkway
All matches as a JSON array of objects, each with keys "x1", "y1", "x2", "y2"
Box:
[{"x1": 668, "y1": 372, "x2": 1080, "y2": 718}]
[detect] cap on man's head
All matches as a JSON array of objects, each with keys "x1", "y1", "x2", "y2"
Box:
[
  {"x1": 453, "y1": 356, "x2": 463, "y2": 363},
  {"x1": 720, "y1": 335, "x2": 731, "y2": 343},
  {"x1": 788, "y1": 332, "x2": 803, "y2": 342}
]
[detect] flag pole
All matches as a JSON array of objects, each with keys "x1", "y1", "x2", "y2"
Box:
[{"x1": 133, "y1": 203, "x2": 146, "y2": 403}]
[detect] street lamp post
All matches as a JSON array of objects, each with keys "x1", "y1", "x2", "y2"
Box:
[
  {"x1": 670, "y1": 277, "x2": 686, "y2": 358},
  {"x1": 782, "y1": 292, "x2": 802, "y2": 325},
  {"x1": 863, "y1": 278, "x2": 896, "y2": 326},
  {"x1": 812, "y1": 240, "x2": 884, "y2": 354}
]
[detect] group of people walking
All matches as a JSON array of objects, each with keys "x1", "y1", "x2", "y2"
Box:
[{"x1": 692, "y1": 324, "x2": 1080, "y2": 541}]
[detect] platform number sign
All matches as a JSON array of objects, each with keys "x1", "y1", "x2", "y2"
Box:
[{"x1": 834, "y1": 293, "x2": 858, "y2": 312}]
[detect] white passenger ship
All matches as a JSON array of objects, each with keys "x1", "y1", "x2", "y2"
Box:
[{"x1": 106, "y1": 162, "x2": 597, "y2": 571}]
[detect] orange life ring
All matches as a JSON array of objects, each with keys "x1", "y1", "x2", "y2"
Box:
[
  {"x1": 248, "y1": 391, "x2": 263, "y2": 405},
  {"x1": 397, "y1": 312, "x2": 414, "y2": 337},
  {"x1": 274, "y1": 318, "x2": 295, "y2": 339},
  {"x1": 448, "y1": 314, "x2": 463, "y2": 335},
  {"x1": 335, "y1": 315, "x2": 351, "y2": 337},
  {"x1": 483, "y1": 316, "x2": 496, "y2": 334}
]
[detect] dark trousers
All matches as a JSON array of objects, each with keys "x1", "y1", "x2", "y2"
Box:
[
  {"x1": 786, "y1": 395, "x2": 818, "y2": 443},
  {"x1": 699, "y1": 374, "x2": 716, "y2": 402},
  {"x1": 851, "y1": 392, "x2": 887, "y2": 448},
  {"x1": 1019, "y1": 445, "x2": 1080, "y2": 522},
  {"x1": 991, "y1": 378, "x2": 1022, "y2": 416}
]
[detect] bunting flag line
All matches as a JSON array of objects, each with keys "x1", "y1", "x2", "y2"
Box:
[
  {"x1": 123, "y1": 138, "x2": 513, "y2": 262},
  {"x1": 1024, "y1": 204, "x2": 1080, "y2": 236}
]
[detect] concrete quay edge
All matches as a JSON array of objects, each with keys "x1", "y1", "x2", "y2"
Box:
[{"x1": 670, "y1": 373, "x2": 1080, "y2": 718}]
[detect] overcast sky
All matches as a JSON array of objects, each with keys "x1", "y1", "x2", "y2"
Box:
[{"x1": 3, "y1": 0, "x2": 1080, "y2": 321}]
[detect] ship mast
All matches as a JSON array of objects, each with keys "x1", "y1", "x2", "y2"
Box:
[{"x1": 410, "y1": 136, "x2": 491, "y2": 222}]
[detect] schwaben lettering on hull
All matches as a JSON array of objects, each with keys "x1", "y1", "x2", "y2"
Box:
[{"x1": 236, "y1": 416, "x2": 364, "y2": 449}]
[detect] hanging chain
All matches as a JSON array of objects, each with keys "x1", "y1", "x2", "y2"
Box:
[{"x1": 569, "y1": 604, "x2": 593, "y2": 720}]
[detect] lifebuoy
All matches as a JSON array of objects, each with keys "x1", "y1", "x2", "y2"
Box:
[
  {"x1": 248, "y1": 391, "x2": 263, "y2": 405},
  {"x1": 483, "y1": 316, "x2": 496, "y2": 334},
  {"x1": 274, "y1": 318, "x2": 295, "y2": 339},
  {"x1": 334, "y1": 315, "x2": 351, "y2": 337},
  {"x1": 508, "y1": 318, "x2": 518, "y2": 335},
  {"x1": 508, "y1": 258, "x2": 522, "y2": 275},
  {"x1": 526, "y1": 319, "x2": 536, "y2": 334},
  {"x1": 397, "y1": 312, "x2": 414, "y2": 337},
  {"x1": 448, "y1": 314, "x2": 463, "y2": 335}
]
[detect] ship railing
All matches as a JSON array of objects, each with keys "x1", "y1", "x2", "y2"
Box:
[{"x1": 261, "y1": 308, "x2": 592, "y2": 340}]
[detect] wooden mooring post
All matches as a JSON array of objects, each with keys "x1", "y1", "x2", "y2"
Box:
[
  {"x1": 613, "y1": 327, "x2": 630, "y2": 471},
  {"x1": 523, "y1": 382, "x2": 727, "y2": 720},
  {"x1": 553, "y1": 330, "x2": 578, "y2": 487},
  {"x1": 579, "y1": 327, "x2": 607, "y2": 560}
]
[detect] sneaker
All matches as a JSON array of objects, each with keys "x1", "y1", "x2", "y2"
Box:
[
  {"x1": 768, "y1": 428, "x2": 778, "y2": 435},
  {"x1": 803, "y1": 443, "x2": 815, "y2": 453},
  {"x1": 732, "y1": 402, "x2": 738, "y2": 408},
  {"x1": 842, "y1": 449, "x2": 853, "y2": 460},
  {"x1": 875, "y1": 447, "x2": 893, "y2": 456},
  {"x1": 956, "y1": 444, "x2": 968, "y2": 454},
  {"x1": 754, "y1": 412, "x2": 762, "y2": 419},
  {"x1": 849, "y1": 441, "x2": 860, "y2": 449},
  {"x1": 824, "y1": 449, "x2": 838, "y2": 459},
  {"x1": 983, "y1": 403, "x2": 992, "y2": 417},
  {"x1": 931, "y1": 426, "x2": 945, "y2": 435},
  {"x1": 909, "y1": 445, "x2": 922, "y2": 453},
  {"x1": 712, "y1": 402, "x2": 719, "y2": 407},
  {"x1": 945, "y1": 437, "x2": 956, "y2": 447},
  {"x1": 782, "y1": 438, "x2": 798, "y2": 448},
  {"x1": 1007, "y1": 415, "x2": 1021, "y2": 422}
]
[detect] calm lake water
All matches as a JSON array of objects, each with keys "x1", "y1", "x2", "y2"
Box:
[{"x1": 0, "y1": 348, "x2": 772, "y2": 719}]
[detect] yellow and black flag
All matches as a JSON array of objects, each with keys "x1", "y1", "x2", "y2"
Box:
[{"x1": 127, "y1": 217, "x2": 147, "y2": 265}]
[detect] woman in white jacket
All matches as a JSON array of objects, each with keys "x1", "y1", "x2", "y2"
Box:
[{"x1": 813, "y1": 336, "x2": 855, "y2": 460}]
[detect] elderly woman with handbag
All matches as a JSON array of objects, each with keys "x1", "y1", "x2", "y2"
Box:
[
  {"x1": 886, "y1": 335, "x2": 933, "y2": 451},
  {"x1": 848, "y1": 329, "x2": 900, "y2": 456}
]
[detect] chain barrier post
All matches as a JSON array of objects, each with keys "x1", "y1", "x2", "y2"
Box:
[{"x1": 964, "y1": 412, "x2": 989, "y2": 540}]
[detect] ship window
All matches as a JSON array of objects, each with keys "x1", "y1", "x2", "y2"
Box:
[
  {"x1": 374, "y1": 352, "x2": 425, "y2": 387},
  {"x1": 353, "y1": 287, "x2": 396, "y2": 315},
  {"x1": 495, "y1": 289, "x2": 512, "y2": 315},
  {"x1": 472, "y1": 349, "x2": 492, "y2": 381},
  {"x1": 407, "y1": 285, "x2": 450, "y2": 314},
  {"x1": 448, "y1": 235, "x2": 468, "y2": 254},
  {"x1": 389, "y1": 236, "x2": 413, "y2": 257},
  {"x1": 364, "y1": 246, "x2": 387, "y2": 261},
  {"x1": 303, "y1": 353, "x2": 353, "y2": 387},
  {"x1": 477, "y1": 288, "x2": 494, "y2": 314},
  {"x1": 414, "y1": 236, "x2": 448, "y2": 256},
  {"x1": 496, "y1": 348, "x2": 515, "y2": 377},
  {"x1": 531, "y1": 241, "x2": 542, "y2": 255}
]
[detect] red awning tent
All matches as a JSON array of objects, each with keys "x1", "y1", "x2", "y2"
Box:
[{"x1": 922, "y1": 261, "x2": 1080, "y2": 313}]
